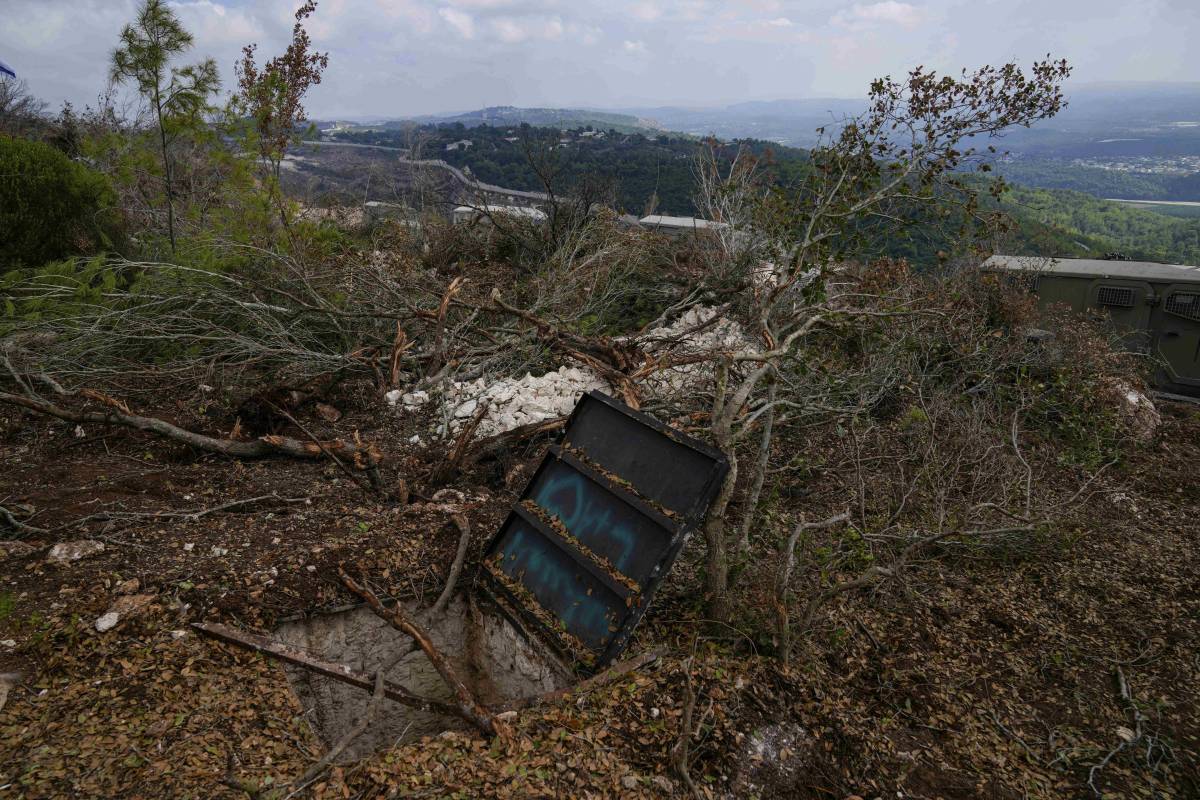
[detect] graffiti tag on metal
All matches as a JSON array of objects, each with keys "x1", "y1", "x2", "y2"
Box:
[{"x1": 482, "y1": 391, "x2": 728, "y2": 671}]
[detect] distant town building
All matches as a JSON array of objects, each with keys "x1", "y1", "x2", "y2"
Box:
[
  {"x1": 453, "y1": 204, "x2": 548, "y2": 226},
  {"x1": 639, "y1": 215, "x2": 730, "y2": 235}
]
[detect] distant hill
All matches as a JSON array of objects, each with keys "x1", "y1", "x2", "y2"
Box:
[
  {"x1": 612, "y1": 83, "x2": 1200, "y2": 158},
  {"x1": 365, "y1": 106, "x2": 664, "y2": 135}
]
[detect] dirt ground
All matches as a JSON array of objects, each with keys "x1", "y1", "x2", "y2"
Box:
[{"x1": 0, "y1": 388, "x2": 1196, "y2": 798}]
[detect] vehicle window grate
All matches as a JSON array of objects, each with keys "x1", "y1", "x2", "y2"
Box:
[
  {"x1": 1165, "y1": 291, "x2": 1200, "y2": 322},
  {"x1": 1097, "y1": 285, "x2": 1135, "y2": 308}
]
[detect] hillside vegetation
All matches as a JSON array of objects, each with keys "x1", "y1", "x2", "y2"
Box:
[{"x1": 330, "y1": 122, "x2": 1200, "y2": 265}]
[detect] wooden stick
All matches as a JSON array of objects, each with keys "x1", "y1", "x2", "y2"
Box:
[
  {"x1": 433, "y1": 513, "x2": 471, "y2": 616},
  {"x1": 498, "y1": 648, "x2": 664, "y2": 711},
  {"x1": 192, "y1": 622, "x2": 458, "y2": 718},
  {"x1": 284, "y1": 670, "x2": 389, "y2": 799},
  {"x1": 0, "y1": 391, "x2": 378, "y2": 462},
  {"x1": 338, "y1": 566, "x2": 498, "y2": 736}
]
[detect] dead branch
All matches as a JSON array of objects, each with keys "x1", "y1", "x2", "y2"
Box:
[
  {"x1": 339, "y1": 565, "x2": 498, "y2": 736},
  {"x1": 499, "y1": 648, "x2": 664, "y2": 712},
  {"x1": 488, "y1": 289, "x2": 645, "y2": 407},
  {"x1": 465, "y1": 416, "x2": 565, "y2": 466},
  {"x1": 428, "y1": 400, "x2": 489, "y2": 486},
  {"x1": 285, "y1": 670, "x2": 389, "y2": 799},
  {"x1": 775, "y1": 512, "x2": 850, "y2": 661},
  {"x1": 267, "y1": 400, "x2": 383, "y2": 495},
  {"x1": 671, "y1": 656, "x2": 701, "y2": 798},
  {"x1": 389, "y1": 324, "x2": 411, "y2": 388},
  {"x1": 432, "y1": 513, "x2": 471, "y2": 616},
  {"x1": 427, "y1": 277, "x2": 464, "y2": 378},
  {"x1": 0, "y1": 505, "x2": 47, "y2": 537},
  {"x1": 1088, "y1": 666, "x2": 1154, "y2": 797},
  {"x1": 0, "y1": 391, "x2": 380, "y2": 463}
]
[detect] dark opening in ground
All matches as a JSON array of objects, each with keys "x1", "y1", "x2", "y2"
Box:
[{"x1": 275, "y1": 598, "x2": 570, "y2": 760}]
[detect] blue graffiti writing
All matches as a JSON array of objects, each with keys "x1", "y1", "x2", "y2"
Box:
[
  {"x1": 500, "y1": 525, "x2": 618, "y2": 648},
  {"x1": 533, "y1": 468, "x2": 640, "y2": 575}
]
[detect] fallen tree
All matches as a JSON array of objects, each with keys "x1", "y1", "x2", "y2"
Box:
[{"x1": 0, "y1": 389, "x2": 382, "y2": 467}]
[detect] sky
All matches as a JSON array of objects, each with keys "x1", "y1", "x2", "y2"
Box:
[{"x1": 1, "y1": 0, "x2": 1197, "y2": 119}]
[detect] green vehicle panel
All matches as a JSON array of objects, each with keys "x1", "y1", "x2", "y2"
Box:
[{"x1": 983, "y1": 255, "x2": 1200, "y2": 395}]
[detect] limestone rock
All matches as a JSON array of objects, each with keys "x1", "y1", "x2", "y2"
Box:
[
  {"x1": 47, "y1": 540, "x2": 105, "y2": 563},
  {"x1": 94, "y1": 612, "x2": 120, "y2": 633}
]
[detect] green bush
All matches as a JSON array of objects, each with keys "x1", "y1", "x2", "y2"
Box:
[{"x1": 0, "y1": 137, "x2": 119, "y2": 266}]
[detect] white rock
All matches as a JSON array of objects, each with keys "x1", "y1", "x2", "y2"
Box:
[
  {"x1": 183, "y1": 542, "x2": 194, "y2": 552},
  {"x1": 95, "y1": 612, "x2": 120, "y2": 633},
  {"x1": 402, "y1": 390, "x2": 430, "y2": 407},
  {"x1": 47, "y1": 540, "x2": 105, "y2": 563},
  {"x1": 384, "y1": 389, "x2": 403, "y2": 407},
  {"x1": 0, "y1": 640, "x2": 16, "y2": 648}
]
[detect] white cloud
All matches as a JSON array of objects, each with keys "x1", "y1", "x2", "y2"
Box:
[
  {"x1": 623, "y1": 39, "x2": 647, "y2": 53},
  {"x1": 831, "y1": 1, "x2": 923, "y2": 30},
  {"x1": 631, "y1": 3, "x2": 662, "y2": 21},
  {"x1": 491, "y1": 15, "x2": 564, "y2": 43},
  {"x1": 439, "y1": 7, "x2": 477, "y2": 38}
]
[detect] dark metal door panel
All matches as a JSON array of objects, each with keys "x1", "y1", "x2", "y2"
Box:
[
  {"x1": 1157, "y1": 285, "x2": 1200, "y2": 386},
  {"x1": 525, "y1": 453, "x2": 672, "y2": 586},
  {"x1": 488, "y1": 516, "x2": 626, "y2": 653},
  {"x1": 562, "y1": 392, "x2": 727, "y2": 520},
  {"x1": 482, "y1": 390, "x2": 729, "y2": 672}
]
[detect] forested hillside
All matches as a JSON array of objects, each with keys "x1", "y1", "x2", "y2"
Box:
[
  {"x1": 330, "y1": 122, "x2": 1200, "y2": 264},
  {"x1": 994, "y1": 158, "x2": 1200, "y2": 202}
]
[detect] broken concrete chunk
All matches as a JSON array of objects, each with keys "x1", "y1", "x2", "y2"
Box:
[{"x1": 47, "y1": 540, "x2": 105, "y2": 563}]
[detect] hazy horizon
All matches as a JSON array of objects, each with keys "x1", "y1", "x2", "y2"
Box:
[{"x1": 3, "y1": 0, "x2": 1197, "y2": 120}]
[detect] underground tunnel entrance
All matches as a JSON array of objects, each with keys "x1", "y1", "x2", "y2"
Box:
[{"x1": 274, "y1": 598, "x2": 570, "y2": 760}]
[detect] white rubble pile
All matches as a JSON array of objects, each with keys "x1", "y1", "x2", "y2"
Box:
[
  {"x1": 387, "y1": 365, "x2": 608, "y2": 438},
  {"x1": 634, "y1": 306, "x2": 751, "y2": 397},
  {"x1": 387, "y1": 306, "x2": 751, "y2": 440}
]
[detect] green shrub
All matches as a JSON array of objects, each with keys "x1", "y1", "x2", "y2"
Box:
[{"x1": 0, "y1": 137, "x2": 119, "y2": 266}]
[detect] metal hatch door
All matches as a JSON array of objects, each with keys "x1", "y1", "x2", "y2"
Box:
[
  {"x1": 1156, "y1": 285, "x2": 1200, "y2": 390},
  {"x1": 1088, "y1": 280, "x2": 1153, "y2": 350},
  {"x1": 480, "y1": 390, "x2": 729, "y2": 673}
]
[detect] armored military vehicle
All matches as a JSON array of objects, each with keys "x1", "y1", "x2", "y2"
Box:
[{"x1": 983, "y1": 255, "x2": 1200, "y2": 396}]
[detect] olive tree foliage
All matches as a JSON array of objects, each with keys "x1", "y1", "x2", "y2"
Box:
[
  {"x1": 693, "y1": 59, "x2": 1073, "y2": 623},
  {"x1": 110, "y1": 0, "x2": 220, "y2": 255},
  {"x1": 233, "y1": 0, "x2": 328, "y2": 232}
]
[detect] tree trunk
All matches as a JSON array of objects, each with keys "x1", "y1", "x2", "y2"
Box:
[
  {"x1": 702, "y1": 454, "x2": 737, "y2": 623},
  {"x1": 153, "y1": 86, "x2": 176, "y2": 254}
]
